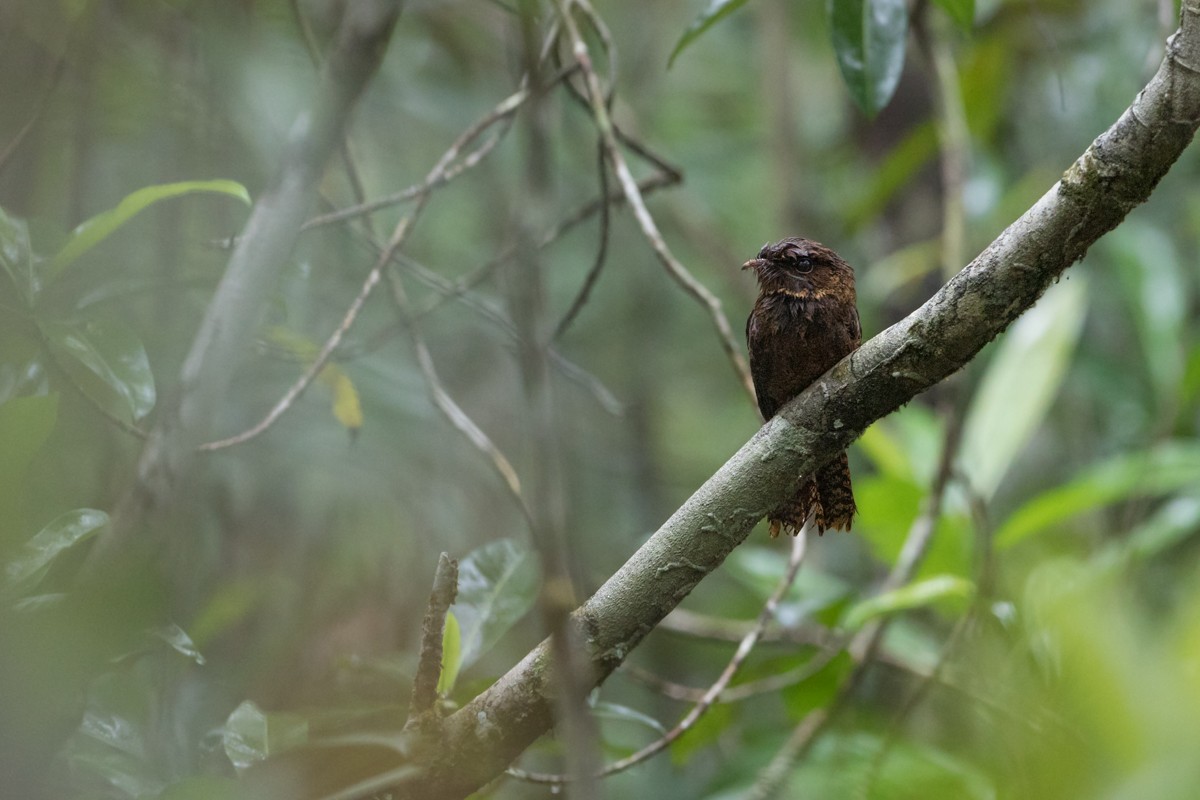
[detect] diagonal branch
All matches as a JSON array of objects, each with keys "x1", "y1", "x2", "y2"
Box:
[{"x1": 387, "y1": 8, "x2": 1200, "y2": 798}]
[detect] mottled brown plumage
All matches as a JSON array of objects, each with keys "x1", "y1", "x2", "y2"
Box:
[{"x1": 743, "y1": 238, "x2": 861, "y2": 536}]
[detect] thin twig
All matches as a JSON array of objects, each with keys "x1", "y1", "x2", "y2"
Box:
[
  {"x1": 406, "y1": 553, "x2": 459, "y2": 728},
  {"x1": 555, "y1": 0, "x2": 756, "y2": 404},
  {"x1": 554, "y1": 140, "x2": 612, "y2": 338},
  {"x1": 387, "y1": 261, "x2": 532, "y2": 520},
  {"x1": 507, "y1": 532, "x2": 808, "y2": 784},
  {"x1": 397, "y1": 250, "x2": 626, "y2": 415}
]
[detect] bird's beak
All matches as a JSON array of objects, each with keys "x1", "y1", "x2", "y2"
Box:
[{"x1": 742, "y1": 258, "x2": 767, "y2": 271}]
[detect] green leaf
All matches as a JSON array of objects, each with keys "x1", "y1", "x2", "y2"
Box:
[
  {"x1": 42, "y1": 318, "x2": 156, "y2": 421},
  {"x1": 959, "y1": 276, "x2": 1088, "y2": 500},
  {"x1": 668, "y1": 0, "x2": 753, "y2": 67},
  {"x1": 995, "y1": 443, "x2": 1200, "y2": 549},
  {"x1": 782, "y1": 650, "x2": 853, "y2": 719},
  {"x1": 222, "y1": 700, "x2": 309, "y2": 772},
  {"x1": 47, "y1": 179, "x2": 251, "y2": 281},
  {"x1": 453, "y1": 539, "x2": 539, "y2": 670},
  {"x1": 5, "y1": 508, "x2": 108, "y2": 595},
  {"x1": 842, "y1": 575, "x2": 974, "y2": 630},
  {"x1": 436, "y1": 610, "x2": 462, "y2": 695},
  {"x1": 0, "y1": 205, "x2": 37, "y2": 305},
  {"x1": 931, "y1": 0, "x2": 974, "y2": 29},
  {"x1": 827, "y1": 0, "x2": 909, "y2": 116}
]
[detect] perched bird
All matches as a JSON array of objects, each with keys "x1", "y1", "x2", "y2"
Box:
[{"x1": 743, "y1": 237, "x2": 861, "y2": 536}]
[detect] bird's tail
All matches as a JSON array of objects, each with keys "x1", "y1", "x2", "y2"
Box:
[{"x1": 767, "y1": 452, "x2": 856, "y2": 537}]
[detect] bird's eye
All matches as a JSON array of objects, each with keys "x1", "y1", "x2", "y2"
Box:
[{"x1": 791, "y1": 255, "x2": 814, "y2": 273}]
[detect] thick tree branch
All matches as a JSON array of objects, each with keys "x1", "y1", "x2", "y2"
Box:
[{"x1": 393, "y1": 10, "x2": 1200, "y2": 798}]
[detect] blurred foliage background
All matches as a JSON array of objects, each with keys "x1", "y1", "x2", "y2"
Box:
[{"x1": 3, "y1": 0, "x2": 1200, "y2": 798}]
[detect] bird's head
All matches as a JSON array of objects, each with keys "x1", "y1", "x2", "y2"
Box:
[{"x1": 741, "y1": 238, "x2": 854, "y2": 294}]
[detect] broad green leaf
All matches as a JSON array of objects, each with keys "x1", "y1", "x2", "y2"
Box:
[
  {"x1": 931, "y1": 0, "x2": 974, "y2": 29},
  {"x1": 42, "y1": 318, "x2": 156, "y2": 421},
  {"x1": 453, "y1": 539, "x2": 539, "y2": 670},
  {"x1": 436, "y1": 611, "x2": 462, "y2": 695},
  {"x1": 222, "y1": 700, "x2": 309, "y2": 772},
  {"x1": 5, "y1": 508, "x2": 108, "y2": 594},
  {"x1": 828, "y1": 0, "x2": 909, "y2": 116},
  {"x1": 0, "y1": 205, "x2": 37, "y2": 305},
  {"x1": 48, "y1": 179, "x2": 251, "y2": 280},
  {"x1": 959, "y1": 276, "x2": 1088, "y2": 500},
  {"x1": 842, "y1": 575, "x2": 974, "y2": 630},
  {"x1": 995, "y1": 443, "x2": 1200, "y2": 548},
  {"x1": 668, "y1": 0, "x2": 752, "y2": 67}
]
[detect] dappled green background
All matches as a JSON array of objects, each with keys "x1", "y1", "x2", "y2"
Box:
[{"x1": 3, "y1": 0, "x2": 1200, "y2": 798}]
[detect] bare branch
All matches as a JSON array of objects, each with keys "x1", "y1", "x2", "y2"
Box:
[
  {"x1": 554, "y1": 142, "x2": 612, "y2": 339},
  {"x1": 386, "y1": 263, "x2": 531, "y2": 520},
  {"x1": 406, "y1": 553, "x2": 459, "y2": 728}
]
